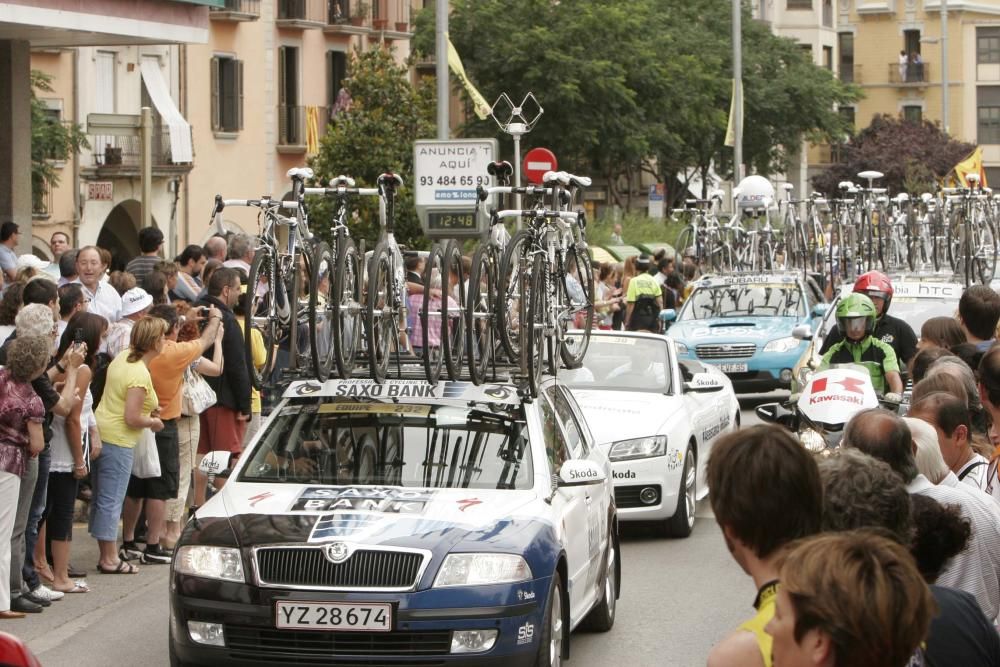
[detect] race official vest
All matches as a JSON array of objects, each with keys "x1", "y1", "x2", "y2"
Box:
[{"x1": 738, "y1": 580, "x2": 778, "y2": 667}]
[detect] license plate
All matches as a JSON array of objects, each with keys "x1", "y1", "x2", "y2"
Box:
[
  {"x1": 716, "y1": 363, "x2": 748, "y2": 373},
  {"x1": 275, "y1": 601, "x2": 392, "y2": 632}
]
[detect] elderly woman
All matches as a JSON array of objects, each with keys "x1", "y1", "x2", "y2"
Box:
[
  {"x1": 90, "y1": 316, "x2": 167, "y2": 574},
  {"x1": 0, "y1": 337, "x2": 56, "y2": 618}
]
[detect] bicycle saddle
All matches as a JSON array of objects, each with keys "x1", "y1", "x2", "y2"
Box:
[
  {"x1": 330, "y1": 175, "x2": 356, "y2": 187},
  {"x1": 377, "y1": 173, "x2": 404, "y2": 187},
  {"x1": 838, "y1": 181, "x2": 855, "y2": 190},
  {"x1": 857, "y1": 170, "x2": 884, "y2": 181},
  {"x1": 287, "y1": 166, "x2": 314, "y2": 180},
  {"x1": 921, "y1": 193, "x2": 934, "y2": 203},
  {"x1": 781, "y1": 183, "x2": 794, "y2": 191},
  {"x1": 487, "y1": 161, "x2": 513, "y2": 177},
  {"x1": 894, "y1": 193, "x2": 909, "y2": 203},
  {"x1": 967, "y1": 173, "x2": 981, "y2": 184}
]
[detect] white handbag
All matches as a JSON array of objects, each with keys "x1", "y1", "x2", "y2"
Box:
[
  {"x1": 182, "y1": 365, "x2": 217, "y2": 416},
  {"x1": 131, "y1": 428, "x2": 161, "y2": 479}
]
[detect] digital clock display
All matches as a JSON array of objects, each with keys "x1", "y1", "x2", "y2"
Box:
[{"x1": 427, "y1": 212, "x2": 477, "y2": 231}]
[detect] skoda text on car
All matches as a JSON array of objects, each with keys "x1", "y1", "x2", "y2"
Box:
[
  {"x1": 663, "y1": 274, "x2": 828, "y2": 393},
  {"x1": 169, "y1": 377, "x2": 620, "y2": 666},
  {"x1": 791, "y1": 277, "x2": 963, "y2": 393},
  {"x1": 561, "y1": 332, "x2": 739, "y2": 537}
]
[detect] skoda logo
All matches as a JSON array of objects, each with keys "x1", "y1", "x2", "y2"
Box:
[
  {"x1": 323, "y1": 542, "x2": 351, "y2": 563},
  {"x1": 721, "y1": 344, "x2": 733, "y2": 351}
]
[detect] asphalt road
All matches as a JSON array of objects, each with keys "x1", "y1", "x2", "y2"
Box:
[{"x1": 16, "y1": 397, "x2": 775, "y2": 667}]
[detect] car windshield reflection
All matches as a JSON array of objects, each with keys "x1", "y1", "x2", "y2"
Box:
[
  {"x1": 680, "y1": 285, "x2": 804, "y2": 320},
  {"x1": 561, "y1": 335, "x2": 671, "y2": 393},
  {"x1": 239, "y1": 399, "x2": 532, "y2": 490}
]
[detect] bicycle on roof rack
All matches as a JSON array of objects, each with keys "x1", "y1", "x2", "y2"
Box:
[
  {"x1": 210, "y1": 166, "x2": 317, "y2": 390},
  {"x1": 942, "y1": 173, "x2": 998, "y2": 287},
  {"x1": 301, "y1": 175, "x2": 378, "y2": 381}
]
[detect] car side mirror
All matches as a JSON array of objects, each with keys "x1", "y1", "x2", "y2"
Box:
[
  {"x1": 810, "y1": 303, "x2": 829, "y2": 318},
  {"x1": 558, "y1": 460, "x2": 607, "y2": 487},
  {"x1": 659, "y1": 308, "x2": 676, "y2": 323},
  {"x1": 683, "y1": 372, "x2": 725, "y2": 393},
  {"x1": 792, "y1": 324, "x2": 813, "y2": 341},
  {"x1": 755, "y1": 402, "x2": 798, "y2": 429},
  {"x1": 199, "y1": 450, "x2": 231, "y2": 476}
]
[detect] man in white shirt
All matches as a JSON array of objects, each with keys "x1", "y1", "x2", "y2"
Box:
[
  {"x1": 0, "y1": 222, "x2": 20, "y2": 284},
  {"x1": 844, "y1": 408, "x2": 1000, "y2": 622},
  {"x1": 74, "y1": 245, "x2": 121, "y2": 323},
  {"x1": 222, "y1": 232, "x2": 254, "y2": 277},
  {"x1": 909, "y1": 392, "x2": 990, "y2": 490}
]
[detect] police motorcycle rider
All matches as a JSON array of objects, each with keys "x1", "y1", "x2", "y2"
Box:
[
  {"x1": 819, "y1": 292, "x2": 903, "y2": 399},
  {"x1": 819, "y1": 271, "x2": 918, "y2": 370}
]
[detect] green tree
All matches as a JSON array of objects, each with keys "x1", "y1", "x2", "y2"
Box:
[
  {"x1": 812, "y1": 114, "x2": 974, "y2": 195},
  {"x1": 308, "y1": 47, "x2": 436, "y2": 250},
  {"x1": 414, "y1": 0, "x2": 858, "y2": 209},
  {"x1": 32, "y1": 70, "x2": 88, "y2": 212}
]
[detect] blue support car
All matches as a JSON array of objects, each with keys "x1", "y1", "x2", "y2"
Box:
[{"x1": 663, "y1": 273, "x2": 828, "y2": 393}]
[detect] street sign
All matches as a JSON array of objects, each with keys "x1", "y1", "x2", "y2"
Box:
[
  {"x1": 414, "y1": 138, "x2": 497, "y2": 238},
  {"x1": 648, "y1": 183, "x2": 664, "y2": 219},
  {"x1": 523, "y1": 147, "x2": 557, "y2": 185},
  {"x1": 87, "y1": 181, "x2": 113, "y2": 201}
]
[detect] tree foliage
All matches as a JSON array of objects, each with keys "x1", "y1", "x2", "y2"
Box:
[
  {"x1": 31, "y1": 70, "x2": 88, "y2": 210},
  {"x1": 308, "y1": 47, "x2": 436, "y2": 250},
  {"x1": 413, "y1": 0, "x2": 859, "y2": 209},
  {"x1": 811, "y1": 114, "x2": 975, "y2": 195}
]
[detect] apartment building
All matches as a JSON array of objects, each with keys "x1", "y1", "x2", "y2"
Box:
[
  {"x1": 830, "y1": 0, "x2": 1000, "y2": 184},
  {"x1": 30, "y1": 0, "x2": 416, "y2": 268}
]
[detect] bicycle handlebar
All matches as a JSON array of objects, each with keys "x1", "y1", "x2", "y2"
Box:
[
  {"x1": 476, "y1": 184, "x2": 553, "y2": 201},
  {"x1": 495, "y1": 209, "x2": 579, "y2": 223},
  {"x1": 303, "y1": 186, "x2": 379, "y2": 197}
]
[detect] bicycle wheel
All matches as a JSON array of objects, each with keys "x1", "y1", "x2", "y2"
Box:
[
  {"x1": 332, "y1": 235, "x2": 361, "y2": 379},
  {"x1": 420, "y1": 244, "x2": 444, "y2": 383},
  {"x1": 497, "y1": 229, "x2": 532, "y2": 362},
  {"x1": 675, "y1": 226, "x2": 695, "y2": 266},
  {"x1": 441, "y1": 240, "x2": 467, "y2": 381},
  {"x1": 972, "y1": 215, "x2": 998, "y2": 284},
  {"x1": 309, "y1": 242, "x2": 335, "y2": 381},
  {"x1": 245, "y1": 248, "x2": 278, "y2": 391},
  {"x1": 523, "y1": 252, "x2": 547, "y2": 397},
  {"x1": 560, "y1": 244, "x2": 594, "y2": 369},
  {"x1": 365, "y1": 242, "x2": 396, "y2": 382},
  {"x1": 466, "y1": 244, "x2": 498, "y2": 385}
]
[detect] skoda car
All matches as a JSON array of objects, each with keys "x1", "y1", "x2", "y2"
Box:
[
  {"x1": 562, "y1": 332, "x2": 739, "y2": 537},
  {"x1": 663, "y1": 273, "x2": 828, "y2": 392},
  {"x1": 169, "y1": 377, "x2": 619, "y2": 667}
]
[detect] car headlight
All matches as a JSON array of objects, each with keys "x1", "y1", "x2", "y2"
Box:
[
  {"x1": 434, "y1": 554, "x2": 532, "y2": 588},
  {"x1": 798, "y1": 428, "x2": 827, "y2": 453},
  {"x1": 764, "y1": 336, "x2": 800, "y2": 353},
  {"x1": 608, "y1": 435, "x2": 667, "y2": 461},
  {"x1": 174, "y1": 545, "x2": 245, "y2": 583},
  {"x1": 674, "y1": 341, "x2": 688, "y2": 355}
]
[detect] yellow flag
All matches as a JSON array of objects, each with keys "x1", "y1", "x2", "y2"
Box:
[
  {"x1": 724, "y1": 79, "x2": 740, "y2": 148},
  {"x1": 954, "y1": 147, "x2": 988, "y2": 188},
  {"x1": 447, "y1": 37, "x2": 491, "y2": 120},
  {"x1": 305, "y1": 106, "x2": 320, "y2": 155}
]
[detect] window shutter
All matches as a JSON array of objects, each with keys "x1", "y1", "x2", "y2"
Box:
[
  {"x1": 326, "y1": 51, "x2": 334, "y2": 108},
  {"x1": 237, "y1": 59, "x2": 244, "y2": 131},
  {"x1": 278, "y1": 47, "x2": 287, "y2": 106},
  {"x1": 210, "y1": 56, "x2": 220, "y2": 131}
]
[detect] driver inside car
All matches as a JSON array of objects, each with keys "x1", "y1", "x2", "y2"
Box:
[{"x1": 819, "y1": 293, "x2": 903, "y2": 399}]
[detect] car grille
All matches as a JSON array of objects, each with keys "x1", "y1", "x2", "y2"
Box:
[
  {"x1": 615, "y1": 484, "x2": 661, "y2": 509},
  {"x1": 255, "y1": 547, "x2": 425, "y2": 590},
  {"x1": 696, "y1": 343, "x2": 756, "y2": 359},
  {"x1": 224, "y1": 625, "x2": 450, "y2": 665}
]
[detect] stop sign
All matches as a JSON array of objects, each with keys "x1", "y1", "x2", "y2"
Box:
[{"x1": 523, "y1": 147, "x2": 558, "y2": 185}]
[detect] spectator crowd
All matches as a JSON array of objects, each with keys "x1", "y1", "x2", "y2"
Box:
[{"x1": 0, "y1": 222, "x2": 254, "y2": 618}]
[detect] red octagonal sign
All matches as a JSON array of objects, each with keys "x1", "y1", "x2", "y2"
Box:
[{"x1": 523, "y1": 147, "x2": 558, "y2": 185}]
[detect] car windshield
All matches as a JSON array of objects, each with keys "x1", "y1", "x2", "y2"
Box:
[
  {"x1": 888, "y1": 297, "x2": 959, "y2": 331},
  {"x1": 239, "y1": 399, "x2": 533, "y2": 490},
  {"x1": 561, "y1": 335, "x2": 671, "y2": 393},
  {"x1": 680, "y1": 284, "x2": 804, "y2": 320}
]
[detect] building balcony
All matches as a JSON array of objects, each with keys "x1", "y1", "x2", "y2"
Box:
[
  {"x1": 276, "y1": 0, "x2": 326, "y2": 28},
  {"x1": 209, "y1": 0, "x2": 260, "y2": 21},
  {"x1": 85, "y1": 127, "x2": 193, "y2": 175},
  {"x1": 278, "y1": 105, "x2": 331, "y2": 152},
  {"x1": 888, "y1": 62, "x2": 930, "y2": 85},
  {"x1": 324, "y1": 0, "x2": 372, "y2": 33}
]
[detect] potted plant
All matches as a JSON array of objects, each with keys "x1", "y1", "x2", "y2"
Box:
[
  {"x1": 350, "y1": 0, "x2": 369, "y2": 25},
  {"x1": 395, "y1": 19, "x2": 408, "y2": 32}
]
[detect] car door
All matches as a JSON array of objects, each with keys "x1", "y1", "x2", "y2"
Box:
[{"x1": 537, "y1": 389, "x2": 593, "y2": 622}]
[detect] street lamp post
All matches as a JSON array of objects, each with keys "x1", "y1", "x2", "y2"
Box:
[
  {"x1": 941, "y1": 0, "x2": 949, "y2": 132},
  {"x1": 733, "y1": 0, "x2": 743, "y2": 182}
]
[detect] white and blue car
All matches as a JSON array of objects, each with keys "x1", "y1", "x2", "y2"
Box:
[
  {"x1": 562, "y1": 332, "x2": 739, "y2": 537},
  {"x1": 170, "y1": 377, "x2": 619, "y2": 667},
  {"x1": 663, "y1": 273, "x2": 828, "y2": 393}
]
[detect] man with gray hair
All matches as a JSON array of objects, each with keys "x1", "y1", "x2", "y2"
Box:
[
  {"x1": 844, "y1": 408, "x2": 1000, "y2": 621},
  {"x1": 202, "y1": 235, "x2": 227, "y2": 264},
  {"x1": 222, "y1": 232, "x2": 254, "y2": 277}
]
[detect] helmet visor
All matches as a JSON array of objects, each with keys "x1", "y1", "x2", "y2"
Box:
[{"x1": 842, "y1": 316, "x2": 868, "y2": 339}]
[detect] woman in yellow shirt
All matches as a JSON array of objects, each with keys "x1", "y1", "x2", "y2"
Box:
[{"x1": 91, "y1": 317, "x2": 167, "y2": 574}]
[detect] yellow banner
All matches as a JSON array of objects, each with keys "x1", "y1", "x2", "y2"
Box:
[
  {"x1": 447, "y1": 37, "x2": 492, "y2": 121},
  {"x1": 305, "y1": 106, "x2": 321, "y2": 155},
  {"x1": 953, "y1": 146, "x2": 988, "y2": 188}
]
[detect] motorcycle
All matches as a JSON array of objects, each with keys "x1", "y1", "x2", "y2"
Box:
[{"x1": 755, "y1": 366, "x2": 881, "y2": 452}]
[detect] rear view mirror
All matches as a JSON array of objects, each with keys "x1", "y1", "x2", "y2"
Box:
[
  {"x1": 792, "y1": 324, "x2": 813, "y2": 340},
  {"x1": 684, "y1": 373, "x2": 725, "y2": 393},
  {"x1": 558, "y1": 460, "x2": 607, "y2": 486},
  {"x1": 199, "y1": 450, "x2": 231, "y2": 476},
  {"x1": 810, "y1": 303, "x2": 829, "y2": 318},
  {"x1": 659, "y1": 309, "x2": 677, "y2": 323},
  {"x1": 755, "y1": 402, "x2": 798, "y2": 430}
]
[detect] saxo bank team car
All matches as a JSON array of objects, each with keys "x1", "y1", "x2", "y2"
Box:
[
  {"x1": 170, "y1": 377, "x2": 619, "y2": 667},
  {"x1": 561, "y1": 331, "x2": 739, "y2": 537},
  {"x1": 663, "y1": 273, "x2": 828, "y2": 392}
]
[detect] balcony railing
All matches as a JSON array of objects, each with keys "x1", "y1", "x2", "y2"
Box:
[
  {"x1": 209, "y1": 0, "x2": 260, "y2": 20},
  {"x1": 89, "y1": 127, "x2": 192, "y2": 168},
  {"x1": 325, "y1": 0, "x2": 372, "y2": 30},
  {"x1": 278, "y1": 105, "x2": 331, "y2": 148},
  {"x1": 889, "y1": 61, "x2": 930, "y2": 84},
  {"x1": 277, "y1": 0, "x2": 326, "y2": 27},
  {"x1": 32, "y1": 184, "x2": 52, "y2": 218}
]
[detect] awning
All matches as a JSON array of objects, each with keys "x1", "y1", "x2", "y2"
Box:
[{"x1": 140, "y1": 58, "x2": 193, "y2": 163}]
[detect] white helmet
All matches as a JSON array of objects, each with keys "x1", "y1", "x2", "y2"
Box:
[{"x1": 735, "y1": 175, "x2": 775, "y2": 211}]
